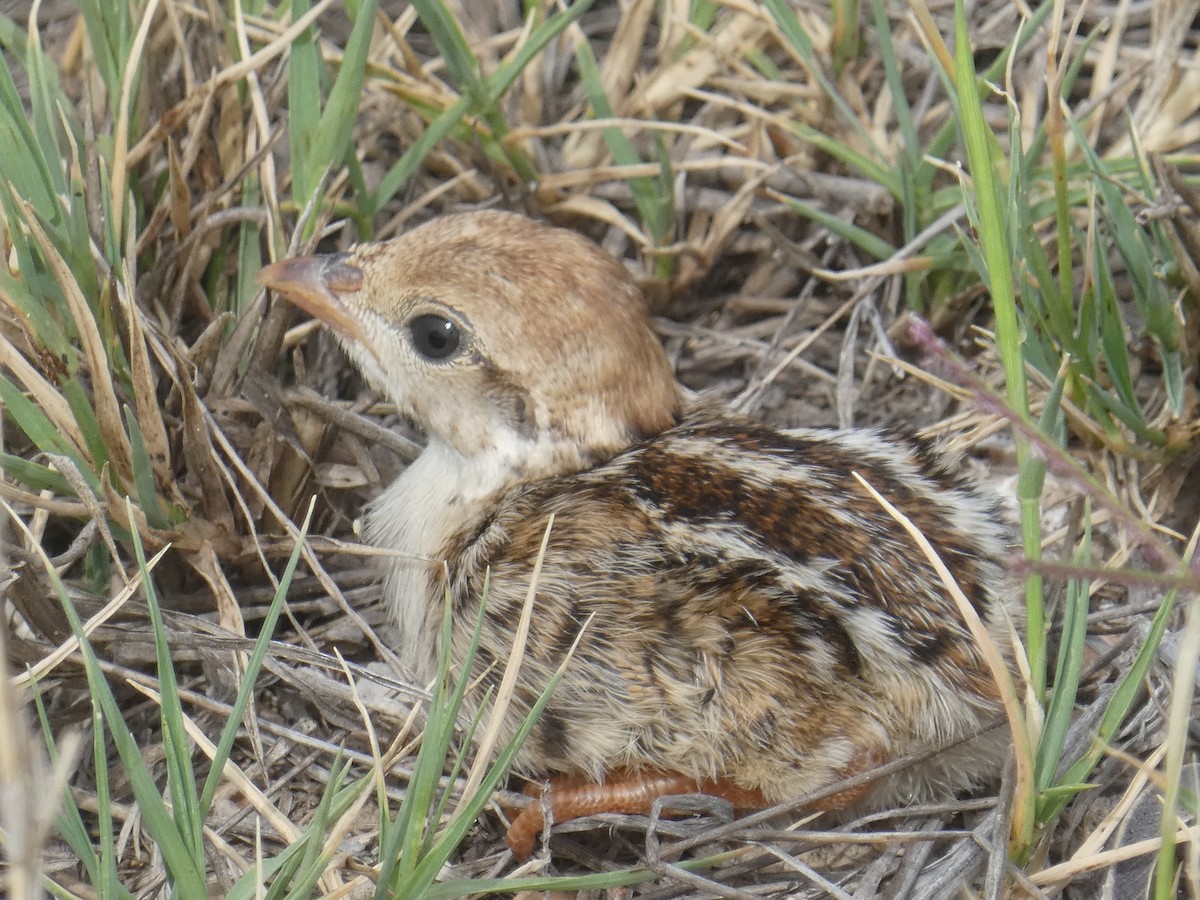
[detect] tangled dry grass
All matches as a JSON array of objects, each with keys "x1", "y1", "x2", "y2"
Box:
[{"x1": 1, "y1": 0, "x2": 1199, "y2": 897}]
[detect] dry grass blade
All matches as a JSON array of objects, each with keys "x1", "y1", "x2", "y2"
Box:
[
  {"x1": 122, "y1": 679, "x2": 303, "y2": 847},
  {"x1": 0, "y1": 612, "x2": 83, "y2": 900},
  {"x1": 455, "y1": 514, "x2": 556, "y2": 814},
  {"x1": 17, "y1": 203, "x2": 133, "y2": 484},
  {"x1": 1, "y1": 0, "x2": 1197, "y2": 895},
  {"x1": 109, "y1": 0, "x2": 161, "y2": 240},
  {"x1": 852, "y1": 472, "x2": 1034, "y2": 842},
  {"x1": 0, "y1": 332, "x2": 86, "y2": 455},
  {"x1": 118, "y1": 268, "x2": 176, "y2": 500},
  {"x1": 9, "y1": 554, "x2": 159, "y2": 688}
]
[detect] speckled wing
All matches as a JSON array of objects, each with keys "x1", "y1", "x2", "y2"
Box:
[{"x1": 434, "y1": 410, "x2": 1016, "y2": 804}]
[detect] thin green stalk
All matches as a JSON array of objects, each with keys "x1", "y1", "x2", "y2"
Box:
[
  {"x1": 1034, "y1": 507, "x2": 1090, "y2": 796},
  {"x1": 199, "y1": 502, "x2": 314, "y2": 816},
  {"x1": 369, "y1": 0, "x2": 594, "y2": 217},
  {"x1": 1155, "y1": 536, "x2": 1200, "y2": 900},
  {"x1": 951, "y1": 0, "x2": 1038, "y2": 849},
  {"x1": 830, "y1": 0, "x2": 860, "y2": 76},
  {"x1": 4, "y1": 507, "x2": 207, "y2": 897},
  {"x1": 127, "y1": 504, "x2": 205, "y2": 863}
]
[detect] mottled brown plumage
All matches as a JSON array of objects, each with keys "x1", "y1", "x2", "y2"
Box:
[{"x1": 259, "y1": 211, "x2": 1018, "y2": 859}]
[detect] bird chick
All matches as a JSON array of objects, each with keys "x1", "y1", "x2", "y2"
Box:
[{"x1": 259, "y1": 211, "x2": 1018, "y2": 859}]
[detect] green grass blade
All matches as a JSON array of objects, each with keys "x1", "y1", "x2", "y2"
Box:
[
  {"x1": 868, "y1": 0, "x2": 924, "y2": 305},
  {"x1": 72, "y1": 0, "x2": 127, "y2": 98},
  {"x1": 369, "y1": 93, "x2": 474, "y2": 216},
  {"x1": 761, "y1": 0, "x2": 876, "y2": 155},
  {"x1": 379, "y1": 577, "x2": 498, "y2": 895},
  {"x1": 11, "y1": 520, "x2": 210, "y2": 897},
  {"x1": 61, "y1": 379, "x2": 110, "y2": 480},
  {"x1": 1013, "y1": 175, "x2": 1076, "y2": 369},
  {"x1": 407, "y1": 669, "x2": 567, "y2": 893},
  {"x1": 125, "y1": 503, "x2": 205, "y2": 861},
  {"x1": 573, "y1": 37, "x2": 673, "y2": 247},
  {"x1": 951, "y1": 11, "x2": 1024, "y2": 419},
  {"x1": 198, "y1": 502, "x2": 314, "y2": 816},
  {"x1": 830, "y1": 0, "x2": 860, "y2": 75},
  {"x1": 1154, "y1": 544, "x2": 1199, "y2": 900},
  {"x1": 1093, "y1": 239, "x2": 1142, "y2": 413},
  {"x1": 1083, "y1": 382, "x2": 1159, "y2": 442},
  {"x1": 276, "y1": 755, "x2": 352, "y2": 899},
  {"x1": 370, "y1": 0, "x2": 594, "y2": 213},
  {"x1": 29, "y1": 685, "x2": 112, "y2": 893},
  {"x1": 0, "y1": 50, "x2": 61, "y2": 217},
  {"x1": 1070, "y1": 119, "x2": 1183, "y2": 414},
  {"x1": 22, "y1": 16, "x2": 75, "y2": 210},
  {"x1": 1039, "y1": 368, "x2": 1068, "y2": 448},
  {"x1": 0, "y1": 374, "x2": 98, "y2": 493},
  {"x1": 1035, "y1": 513, "x2": 1091, "y2": 796},
  {"x1": 409, "y1": 0, "x2": 481, "y2": 94},
  {"x1": 0, "y1": 454, "x2": 73, "y2": 494},
  {"x1": 789, "y1": 121, "x2": 899, "y2": 196},
  {"x1": 782, "y1": 197, "x2": 896, "y2": 260},
  {"x1": 236, "y1": 181, "x2": 265, "y2": 316},
  {"x1": 378, "y1": 604, "x2": 458, "y2": 892},
  {"x1": 425, "y1": 870, "x2": 664, "y2": 899},
  {"x1": 124, "y1": 407, "x2": 173, "y2": 530},
  {"x1": 950, "y1": 0, "x2": 1037, "y2": 847},
  {"x1": 1048, "y1": 586, "x2": 1180, "y2": 822},
  {"x1": 308, "y1": 0, "x2": 377, "y2": 201},
  {"x1": 90, "y1": 702, "x2": 122, "y2": 895},
  {"x1": 225, "y1": 854, "x2": 294, "y2": 900},
  {"x1": 285, "y1": 0, "x2": 322, "y2": 206},
  {"x1": 0, "y1": 261, "x2": 76, "y2": 363},
  {"x1": 483, "y1": 0, "x2": 595, "y2": 108}
]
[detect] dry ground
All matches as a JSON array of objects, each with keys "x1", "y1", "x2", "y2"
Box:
[{"x1": 2, "y1": 0, "x2": 1199, "y2": 897}]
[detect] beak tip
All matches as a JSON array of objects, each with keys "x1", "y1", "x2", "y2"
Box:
[
  {"x1": 256, "y1": 260, "x2": 288, "y2": 291},
  {"x1": 256, "y1": 255, "x2": 366, "y2": 341}
]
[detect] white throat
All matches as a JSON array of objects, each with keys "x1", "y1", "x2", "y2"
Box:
[{"x1": 365, "y1": 434, "x2": 537, "y2": 681}]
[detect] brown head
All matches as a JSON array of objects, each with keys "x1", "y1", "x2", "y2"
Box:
[{"x1": 258, "y1": 211, "x2": 681, "y2": 482}]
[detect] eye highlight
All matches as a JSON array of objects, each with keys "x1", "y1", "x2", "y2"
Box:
[{"x1": 409, "y1": 314, "x2": 463, "y2": 360}]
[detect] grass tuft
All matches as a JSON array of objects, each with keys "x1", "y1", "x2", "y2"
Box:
[{"x1": 1, "y1": 0, "x2": 1196, "y2": 895}]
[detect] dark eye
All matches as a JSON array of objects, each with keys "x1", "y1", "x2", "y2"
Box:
[{"x1": 409, "y1": 314, "x2": 462, "y2": 360}]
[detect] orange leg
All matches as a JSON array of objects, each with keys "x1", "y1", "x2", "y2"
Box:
[
  {"x1": 805, "y1": 773, "x2": 875, "y2": 812},
  {"x1": 504, "y1": 760, "x2": 879, "y2": 860},
  {"x1": 505, "y1": 771, "x2": 766, "y2": 860}
]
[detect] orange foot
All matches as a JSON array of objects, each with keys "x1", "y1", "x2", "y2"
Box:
[{"x1": 504, "y1": 766, "x2": 878, "y2": 860}]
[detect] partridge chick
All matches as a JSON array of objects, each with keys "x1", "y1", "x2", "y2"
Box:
[{"x1": 259, "y1": 211, "x2": 1017, "y2": 859}]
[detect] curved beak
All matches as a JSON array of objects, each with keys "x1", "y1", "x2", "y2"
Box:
[{"x1": 257, "y1": 254, "x2": 366, "y2": 341}]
